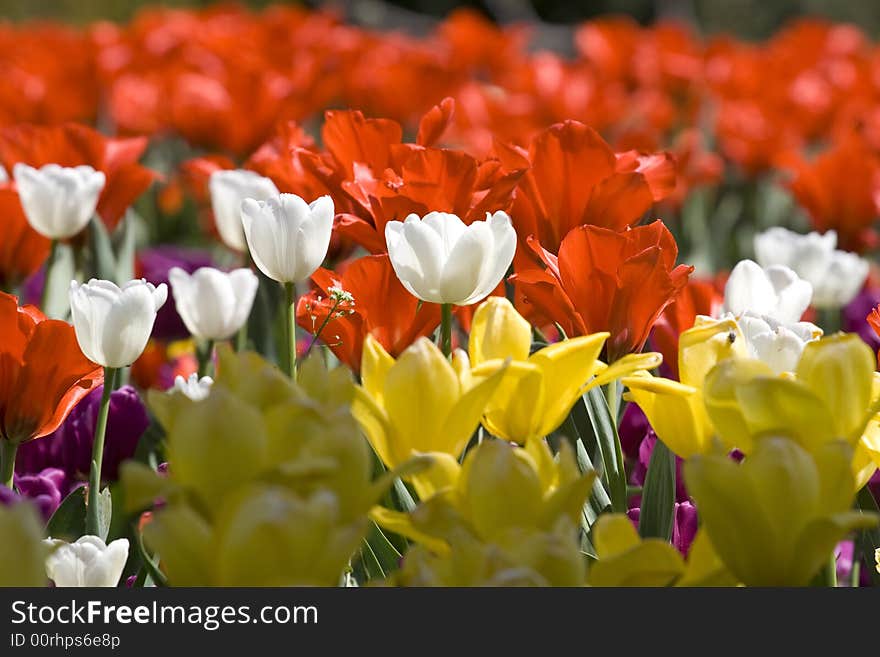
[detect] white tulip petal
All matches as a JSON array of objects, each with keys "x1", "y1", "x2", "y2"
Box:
[{"x1": 209, "y1": 169, "x2": 278, "y2": 252}]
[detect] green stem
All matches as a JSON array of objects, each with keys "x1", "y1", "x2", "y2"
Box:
[
  {"x1": 86, "y1": 367, "x2": 117, "y2": 536},
  {"x1": 440, "y1": 303, "x2": 453, "y2": 357},
  {"x1": 284, "y1": 282, "x2": 297, "y2": 380},
  {"x1": 40, "y1": 239, "x2": 57, "y2": 314},
  {"x1": 235, "y1": 323, "x2": 248, "y2": 352},
  {"x1": 196, "y1": 339, "x2": 215, "y2": 378},
  {"x1": 818, "y1": 307, "x2": 841, "y2": 334},
  {"x1": 0, "y1": 440, "x2": 18, "y2": 489}
]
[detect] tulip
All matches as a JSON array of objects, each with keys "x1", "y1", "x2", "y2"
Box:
[
  {"x1": 69, "y1": 279, "x2": 168, "y2": 369},
  {"x1": 703, "y1": 334, "x2": 876, "y2": 461},
  {"x1": 168, "y1": 266, "x2": 258, "y2": 375},
  {"x1": 209, "y1": 169, "x2": 278, "y2": 253},
  {"x1": 44, "y1": 535, "x2": 129, "y2": 587},
  {"x1": 0, "y1": 292, "x2": 102, "y2": 489},
  {"x1": 754, "y1": 227, "x2": 869, "y2": 310},
  {"x1": 241, "y1": 193, "x2": 334, "y2": 378},
  {"x1": 385, "y1": 211, "x2": 515, "y2": 355},
  {"x1": 352, "y1": 335, "x2": 506, "y2": 497},
  {"x1": 172, "y1": 373, "x2": 214, "y2": 401},
  {"x1": 468, "y1": 297, "x2": 659, "y2": 444},
  {"x1": 69, "y1": 278, "x2": 167, "y2": 535},
  {"x1": 685, "y1": 436, "x2": 876, "y2": 586},
  {"x1": 13, "y1": 163, "x2": 105, "y2": 240},
  {"x1": 721, "y1": 259, "x2": 812, "y2": 324}
]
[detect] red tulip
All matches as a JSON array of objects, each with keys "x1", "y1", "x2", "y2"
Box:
[
  {"x1": 512, "y1": 221, "x2": 692, "y2": 361},
  {"x1": 296, "y1": 254, "x2": 440, "y2": 372},
  {"x1": 0, "y1": 292, "x2": 102, "y2": 446}
]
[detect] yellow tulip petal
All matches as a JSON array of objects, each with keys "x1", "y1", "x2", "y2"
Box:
[
  {"x1": 796, "y1": 334, "x2": 875, "y2": 441},
  {"x1": 351, "y1": 386, "x2": 399, "y2": 468},
  {"x1": 361, "y1": 334, "x2": 395, "y2": 404},
  {"x1": 384, "y1": 338, "x2": 459, "y2": 456},
  {"x1": 702, "y1": 358, "x2": 775, "y2": 454},
  {"x1": 529, "y1": 333, "x2": 607, "y2": 438},
  {"x1": 587, "y1": 352, "x2": 663, "y2": 391},
  {"x1": 468, "y1": 296, "x2": 531, "y2": 366},
  {"x1": 409, "y1": 451, "x2": 462, "y2": 500},
  {"x1": 460, "y1": 441, "x2": 544, "y2": 540},
  {"x1": 439, "y1": 360, "x2": 507, "y2": 455},
  {"x1": 623, "y1": 375, "x2": 713, "y2": 458},
  {"x1": 734, "y1": 378, "x2": 837, "y2": 451},
  {"x1": 592, "y1": 513, "x2": 641, "y2": 559},
  {"x1": 679, "y1": 316, "x2": 746, "y2": 388}
]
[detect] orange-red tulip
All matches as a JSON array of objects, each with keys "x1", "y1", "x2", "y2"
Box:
[
  {"x1": 512, "y1": 221, "x2": 692, "y2": 361},
  {"x1": 296, "y1": 254, "x2": 440, "y2": 372},
  {"x1": 0, "y1": 292, "x2": 102, "y2": 445}
]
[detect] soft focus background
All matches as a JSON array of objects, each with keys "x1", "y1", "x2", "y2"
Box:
[{"x1": 5, "y1": 0, "x2": 880, "y2": 39}]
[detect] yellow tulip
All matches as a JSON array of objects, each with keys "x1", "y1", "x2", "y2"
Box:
[
  {"x1": 622, "y1": 317, "x2": 743, "y2": 458},
  {"x1": 377, "y1": 440, "x2": 593, "y2": 586},
  {"x1": 353, "y1": 335, "x2": 506, "y2": 478},
  {"x1": 588, "y1": 514, "x2": 685, "y2": 587},
  {"x1": 469, "y1": 297, "x2": 659, "y2": 443},
  {"x1": 126, "y1": 347, "x2": 389, "y2": 586},
  {"x1": 685, "y1": 435, "x2": 877, "y2": 586},
  {"x1": 703, "y1": 335, "x2": 880, "y2": 486}
]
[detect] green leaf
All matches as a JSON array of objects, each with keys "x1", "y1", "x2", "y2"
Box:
[
  {"x1": 855, "y1": 486, "x2": 880, "y2": 586},
  {"x1": 638, "y1": 438, "x2": 676, "y2": 541},
  {"x1": 96, "y1": 487, "x2": 113, "y2": 541},
  {"x1": 365, "y1": 520, "x2": 402, "y2": 577},
  {"x1": 582, "y1": 388, "x2": 627, "y2": 513},
  {"x1": 46, "y1": 486, "x2": 86, "y2": 541},
  {"x1": 88, "y1": 215, "x2": 117, "y2": 282}
]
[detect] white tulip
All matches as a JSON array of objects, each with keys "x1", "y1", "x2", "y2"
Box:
[
  {"x1": 240, "y1": 194, "x2": 334, "y2": 283},
  {"x1": 385, "y1": 211, "x2": 516, "y2": 305},
  {"x1": 44, "y1": 536, "x2": 129, "y2": 587},
  {"x1": 737, "y1": 312, "x2": 822, "y2": 374},
  {"x1": 69, "y1": 279, "x2": 168, "y2": 368},
  {"x1": 168, "y1": 266, "x2": 258, "y2": 341},
  {"x1": 209, "y1": 170, "x2": 279, "y2": 252},
  {"x1": 722, "y1": 259, "x2": 812, "y2": 324},
  {"x1": 13, "y1": 163, "x2": 105, "y2": 239},
  {"x1": 172, "y1": 373, "x2": 214, "y2": 401},
  {"x1": 754, "y1": 227, "x2": 868, "y2": 309}
]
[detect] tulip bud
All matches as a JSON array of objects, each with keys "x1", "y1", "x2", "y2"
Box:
[
  {"x1": 44, "y1": 535, "x2": 129, "y2": 587},
  {"x1": 69, "y1": 279, "x2": 168, "y2": 368},
  {"x1": 13, "y1": 163, "x2": 105, "y2": 239},
  {"x1": 240, "y1": 194, "x2": 334, "y2": 283},
  {"x1": 172, "y1": 373, "x2": 214, "y2": 401},
  {"x1": 168, "y1": 266, "x2": 258, "y2": 341},
  {"x1": 468, "y1": 296, "x2": 531, "y2": 365},
  {"x1": 209, "y1": 170, "x2": 278, "y2": 252},
  {"x1": 722, "y1": 259, "x2": 812, "y2": 324},
  {"x1": 385, "y1": 211, "x2": 516, "y2": 305}
]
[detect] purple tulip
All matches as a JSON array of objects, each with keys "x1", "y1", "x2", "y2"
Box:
[
  {"x1": 843, "y1": 286, "x2": 880, "y2": 351},
  {"x1": 16, "y1": 385, "x2": 149, "y2": 491},
  {"x1": 13, "y1": 468, "x2": 67, "y2": 520},
  {"x1": 136, "y1": 245, "x2": 215, "y2": 340}
]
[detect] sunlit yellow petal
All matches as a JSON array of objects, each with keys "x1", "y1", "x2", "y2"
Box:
[
  {"x1": 623, "y1": 375, "x2": 713, "y2": 458},
  {"x1": 361, "y1": 334, "x2": 395, "y2": 404},
  {"x1": 679, "y1": 316, "x2": 746, "y2": 388},
  {"x1": 796, "y1": 334, "x2": 875, "y2": 441},
  {"x1": 468, "y1": 296, "x2": 531, "y2": 366}
]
